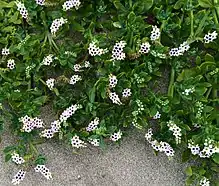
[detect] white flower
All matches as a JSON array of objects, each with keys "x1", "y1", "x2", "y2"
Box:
[
  {"x1": 46, "y1": 78, "x2": 55, "y2": 90},
  {"x1": 145, "y1": 129, "x2": 175, "y2": 157},
  {"x1": 145, "y1": 128, "x2": 153, "y2": 141},
  {"x1": 74, "y1": 64, "x2": 82, "y2": 72},
  {"x1": 50, "y1": 17, "x2": 67, "y2": 35},
  {"x1": 169, "y1": 42, "x2": 190, "y2": 56},
  {"x1": 33, "y1": 117, "x2": 44, "y2": 129},
  {"x1": 153, "y1": 111, "x2": 161, "y2": 119},
  {"x1": 51, "y1": 120, "x2": 61, "y2": 133},
  {"x1": 204, "y1": 31, "x2": 218, "y2": 43},
  {"x1": 20, "y1": 115, "x2": 44, "y2": 133},
  {"x1": 182, "y1": 87, "x2": 195, "y2": 95},
  {"x1": 40, "y1": 129, "x2": 55, "y2": 139},
  {"x1": 89, "y1": 138, "x2": 100, "y2": 146},
  {"x1": 86, "y1": 117, "x2": 99, "y2": 132},
  {"x1": 112, "y1": 41, "x2": 126, "y2": 60},
  {"x1": 11, "y1": 170, "x2": 26, "y2": 185},
  {"x1": 188, "y1": 140, "x2": 200, "y2": 155},
  {"x1": 42, "y1": 54, "x2": 53, "y2": 65},
  {"x1": 59, "y1": 104, "x2": 82, "y2": 123},
  {"x1": 71, "y1": 135, "x2": 87, "y2": 148},
  {"x1": 63, "y1": 0, "x2": 81, "y2": 11},
  {"x1": 122, "y1": 88, "x2": 132, "y2": 98},
  {"x1": 110, "y1": 131, "x2": 122, "y2": 141},
  {"x1": 109, "y1": 74, "x2": 118, "y2": 88},
  {"x1": 200, "y1": 177, "x2": 210, "y2": 186},
  {"x1": 84, "y1": 61, "x2": 91, "y2": 68},
  {"x1": 167, "y1": 120, "x2": 182, "y2": 144},
  {"x1": 109, "y1": 92, "x2": 122, "y2": 105},
  {"x1": 11, "y1": 153, "x2": 25, "y2": 165},
  {"x1": 20, "y1": 115, "x2": 35, "y2": 132},
  {"x1": 7, "y1": 59, "x2": 16, "y2": 69},
  {"x1": 15, "y1": 1, "x2": 28, "y2": 19},
  {"x1": 34, "y1": 165, "x2": 52, "y2": 180},
  {"x1": 69, "y1": 75, "x2": 82, "y2": 85},
  {"x1": 150, "y1": 25, "x2": 161, "y2": 41},
  {"x1": 2, "y1": 47, "x2": 10, "y2": 55},
  {"x1": 139, "y1": 42, "x2": 151, "y2": 54},
  {"x1": 88, "y1": 42, "x2": 108, "y2": 56},
  {"x1": 35, "y1": 0, "x2": 45, "y2": 5},
  {"x1": 179, "y1": 42, "x2": 190, "y2": 53},
  {"x1": 159, "y1": 141, "x2": 175, "y2": 157}
]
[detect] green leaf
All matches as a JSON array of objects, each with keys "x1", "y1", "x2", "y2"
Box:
[
  {"x1": 205, "y1": 53, "x2": 215, "y2": 62},
  {"x1": 112, "y1": 22, "x2": 122, "y2": 28},
  {"x1": 5, "y1": 154, "x2": 11, "y2": 162},
  {"x1": 89, "y1": 87, "x2": 96, "y2": 103},
  {"x1": 212, "y1": 153, "x2": 219, "y2": 164},
  {"x1": 198, "y1": 0, "x2": 213, "y2": 8},
  {"x1": 128, "y1": 11, "x2": 136, "y2": 23},
  {"x1": 143, "y1": 0, "x2": 154, "y2": 11},
  {"x1": 182, "y1": 149, "x2": 190, "y2": 162},
  {"x1": 113, "y1": 1, "x2": 126, "y2": 12},
  {"x1": 185, "y1": 166, "x2": 193, "y2": 176},
  {"x1": 72, "y1": 21, "x2": 85, "y2": 32},
  {"x1": 0, "y1": 1, "x2": 15, "y2": 8},
  {"x1": 174, "y1": 0, "x2": 184, "y2": 9}
]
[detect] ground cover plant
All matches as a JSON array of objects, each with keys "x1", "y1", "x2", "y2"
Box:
[{"x1": 0, "y1": 0, "x2": 219, "y2": 185}]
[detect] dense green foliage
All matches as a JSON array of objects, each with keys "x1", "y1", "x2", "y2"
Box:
[{"x1": 0, "y1": 0, "x2": 219, "y2": 185}]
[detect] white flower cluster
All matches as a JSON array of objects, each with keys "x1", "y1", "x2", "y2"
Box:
[
  {"x1": 150, "y1": 25, "x2": 161, "y2": 41},
  {"x1": 20, "y1": 115, "x2": 44, "y2": 132},
  {"x1": 11, "y1": 153, "x2": 25, "y2": 165},
  {"x1": 59, "y1": 104, "x2": 82, "y2": 123},
  {"x1": 188, "y1": 139, "x2": 219, "y2": 158},
  {"x1": 89, "y1": 138, "x2": 100, "y2": 146},
  {"x1": 34, "y1": 165, "x2": 52, "y2": 180},
  {"x1": 12, "y1": 170, "x2": 26, "y2": 185},
  {"x1": 86, "y1": 117, "x2": 99, "y2": 132},
  {"x1": 169, "y1": 42, "x2": 190, "y2": 56},
  {"x1": 109, "y1": 74, "x2": 118, "y2": 88},
  {"x1": 50, "y1": 17, "x2": 67, "y2": 35},
  {"x1": 7, "y1": 59, "x2": 16, "y2": 69},
  {"x1": 88, "y1": 42, "x2": 108, "y2": 56},
  {"x1": 84, "y1": 61, "x2": 91, "y2": 68},
  {"x1": 122, "y1": 88, "x2": 132, "y2": 98},
  {"x1": 16, "y1": 1, "x2": 28, "y2": 19},
  {"x1": 2, "y1": 47, "x2": 10, "y2": 56},
  {"x1": 112, "y1": 41, "x2": 126, "y2": 60},
  {"x1": 182, "y1": 87, "x2": 195, "y2": 96},
  {"x1": 63, "y1": 0, "x2": 81, "y2": 11},
  {"x1": 145, "y1": 129, "x2": 175, "y2": 157},
  {"x1": 73, "y1": 61, "x2": 91, "y2": 72},
  {"x1": 204, "y1": 31, "x2": 218, "y2": 43},
  {"x1": 71, "y1": 135, "x2": 87, "y2": 148},
  {"x1": 69, "y1": 75, "x2": 82, "y2": 85},
  {"x1": 40, "y1": 120, "x2": 61, "y2": 139},
  {"x1": 167, "y1": 120, "x2": 182, "y2": 144},
  {"x1": 46, "y1": 78, "x2": 55, "y2": 90},
  {"x1": 139, "y1": 42, "x2": 151, "y2": 54},
  {"x1": 132, "y1": 99, "x2": 144, "y2": 129},
  {"x1": 35, "y1": 0, "x2": 45, "y2": 5},
  {"x1": 42, "y1": 54, "x2": 54, "y2": 66},
  {"x1": 74, "y1": 64, "x2": 82, "y2": 72},
  {"x1": 153, "y1": 111, "x2": 161, "y2": 119},
  {"x1": 195, "y1": 101, "x2": 204, "y2": 119},
  {"x1": 110, "y1": 130, "x2": 122, "y2": 141},
  {"x1": 200, "y1": 177, "x2": 210, "y2": 186},
  {"x1": 109, "y1": 92, "x2": 122, "y2": 105}
]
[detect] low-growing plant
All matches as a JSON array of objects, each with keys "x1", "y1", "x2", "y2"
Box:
[{"x1": 0, "y1": 0, "x2": 219, "y2": 185}]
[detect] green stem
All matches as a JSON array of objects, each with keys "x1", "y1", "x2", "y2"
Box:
[
  {"x1": 205, "y1": 87, "x2": 212, "y2": 99},
  {"x1": 168, "y1": 67, "x2": 175, "y2": 98},
  {"x1": 189, "y1": 0, "x2": 194, "y2": 39}
]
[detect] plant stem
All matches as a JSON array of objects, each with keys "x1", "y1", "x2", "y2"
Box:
[
  {"x1": 168, "y1": 67, "x2": 175, "y2": 98},
  {"x1": 189, "y1": 0, "x2": 194, "y2": 38}
]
